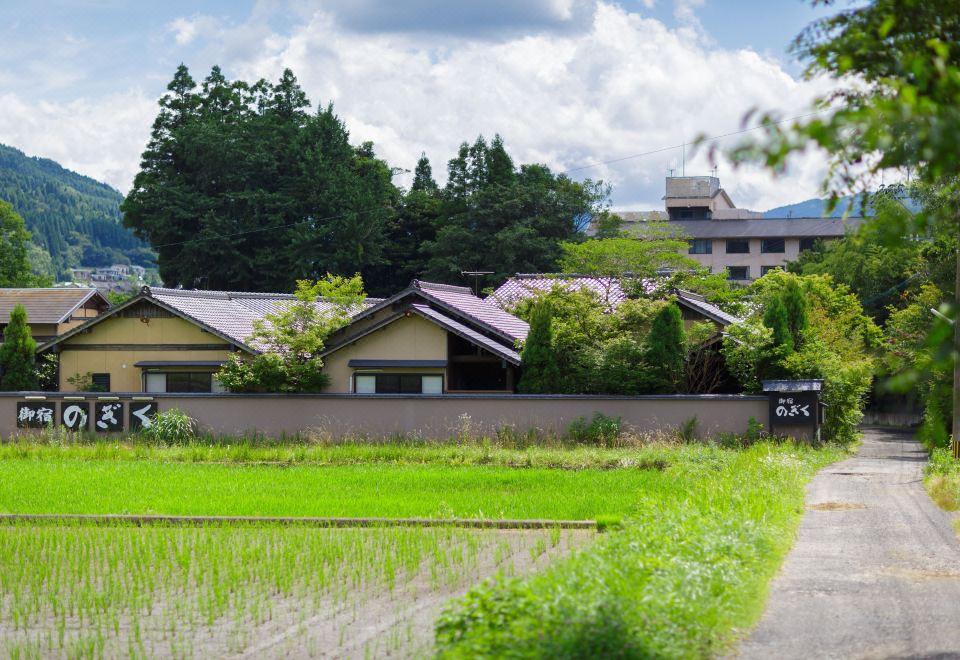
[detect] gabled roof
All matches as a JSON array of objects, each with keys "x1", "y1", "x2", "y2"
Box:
[
  {"x1": 488, "y1": 274, "x2": 742, "y2": 327},
  {"x1": 0, "y1": 288, "x2": 110, "y2": 325},
  {"x1": 37, "y1": 286, "x2": 383, "y2": 354},
  {"x1": 352, "y1": 280, "x2": 528, "y2": 344}
]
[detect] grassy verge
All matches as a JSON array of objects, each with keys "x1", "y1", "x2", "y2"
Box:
[
  {"x1": 923, "y1": 447, "x2": 960, "y2": 511},
  {"x1": 435, "y1": 441, "x2": 845, "y2": 658}
]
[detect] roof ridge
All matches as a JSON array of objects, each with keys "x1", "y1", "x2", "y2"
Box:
[
  {"x1": 412, "y1": 280, "x2": 473, "y2": 294},
  {"x1": 148, "y1": 287, "x2": 295, "y2": 300}
]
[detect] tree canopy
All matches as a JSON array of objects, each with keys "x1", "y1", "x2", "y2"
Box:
[
  {"x1": 0, "y1": 304, "x2": 38, "y2": 391},
  {"x1": 0, "y1": 200, "x2": 48, "y2": 287}
]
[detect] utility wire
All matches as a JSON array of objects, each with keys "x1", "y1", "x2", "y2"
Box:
[{"x1": 146, "y1": 108, "x2": 832, "y2": 251}]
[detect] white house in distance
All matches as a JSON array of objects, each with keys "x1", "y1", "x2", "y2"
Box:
[{"x1": 614, "y1": 176, "x2": 863, "y2": 281}]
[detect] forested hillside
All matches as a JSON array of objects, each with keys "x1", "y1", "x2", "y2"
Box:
[{"x1": 0, "y1": 144, "x2": 154, "y2": 280}]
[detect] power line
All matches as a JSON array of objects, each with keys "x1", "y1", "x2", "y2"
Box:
[{"x1": 145, "y1": 108, "x2": 832, "y2": 252}]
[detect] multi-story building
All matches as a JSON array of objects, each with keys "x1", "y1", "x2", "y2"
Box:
[{"x1": 618, "y1": 176, "x2": 863, "y2": 281}]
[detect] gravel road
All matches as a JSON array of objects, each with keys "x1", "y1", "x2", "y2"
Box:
[{"x1": 736, "y1": 428, "x2": 960, "y2": 659}]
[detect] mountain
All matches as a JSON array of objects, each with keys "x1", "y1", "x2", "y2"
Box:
[
  {"x1": 0, "y1": 144, "x2": 154, "y2": 280},
  {"x1": 763, "y1": 195, "x2": 875, "y2": 218}
]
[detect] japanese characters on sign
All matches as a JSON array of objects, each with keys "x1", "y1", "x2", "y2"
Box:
[
  {"x1": 61, "y1": 402, "x2": 90, "y2": 431},
  {"x1": 129, "y1": 402, "x2": 158, "y2": 430},
  {"x1": 768, "y1": 391, "x2": 819, "y2": 427},
  {"x1": 16, "y1": 402, "x2": 54, "y2": 428},
  {"x1": 94, "y1": 402, "x2": 124, "y2": 432}
]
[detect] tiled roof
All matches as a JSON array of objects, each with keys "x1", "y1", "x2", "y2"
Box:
[
  {"x1": 671, "y1": 289, "x2": 740, "y2": 326},
  {"x1": 487, "y1": 275, "x2": 628, "y2": 311},
  {"x1": 0, "y1": 288, "x2": 108, "y2": 325},
  {"x1": 411, "y1": 280, "x2": 529, "y2": 342},
  {"x1": 663, "y1": 217, "x2": 862, "y2": 239},
  {"x1": 487, "y1": 275, "x2": 742, "y2": 327},
  {"x1": 410, "y1": 304, "x2": 521, "y2": 364}
]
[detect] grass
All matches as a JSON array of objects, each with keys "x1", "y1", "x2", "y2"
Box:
[
  {"x1": 924, "y1": 447, "x2": 960, "y2": 511},
  {"x1": 435, "y1": 441, "x2": 846, "y2": 658},
  {"x1": 0, "y1": 459, "x2": 660, "y2": 520},
  {"x1": 0, "y1": 434, "x2": 846, "y2": 658},
  {"x1": 0, "y1": 522, "x2": 571, "y2": 657}
]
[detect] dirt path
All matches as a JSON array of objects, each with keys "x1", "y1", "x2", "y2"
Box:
[{"x1": 736, "y1": 428, "x2": 960, "y2": 659}]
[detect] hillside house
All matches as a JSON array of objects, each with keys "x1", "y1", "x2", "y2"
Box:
[{"x1": 0, "y1": 288, "x2": 110, "y2": 344}]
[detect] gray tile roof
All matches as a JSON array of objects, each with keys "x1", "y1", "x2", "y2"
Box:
[
  {"x1": 0, "y1": 288, "x2": 109, "y2": 325},
  {"x1": 664, "y1": 217, "x2": 863, "y2": 239},
  {"x1": 488, "y1": 275, "x2": 628, "y2": 311},
  {"x1": 148, "y1": 288, "x2": 382, "y2": 349},
  {"x1": 411, "y1": 280, "x2": 529, "y2": 342},
  {"x1": 487, "y1": 275, "x2": 742, "y2": 327}
]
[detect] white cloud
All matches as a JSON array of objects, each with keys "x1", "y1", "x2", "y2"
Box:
[
  {"x1": 0, "y1": 1, "x2": 836, "y2": 212},
  {"x1": 231, "y1": 1, "x2": 835, "y2": 210},
  {"x1": 0, "y1": 91, "x2": 156, "y2": 194}
]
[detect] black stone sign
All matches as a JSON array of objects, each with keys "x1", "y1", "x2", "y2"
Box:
[
  {"x1": 129, "y1": 402, "x2": 158, "y2": 431},
  {"x1": 61, "y1": 402, "x2": 90, "y2": 431},
  {"x1": 94, "y1": 402, "x2": 124, "y2": 432},
  {"x1": 769, "y1": 391, "x2": 818, "y2": 427},
  {"x1": 16, "y1": 402, "x2": 55, "y2": 428}
]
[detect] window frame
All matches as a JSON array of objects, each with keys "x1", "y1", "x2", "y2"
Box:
[
  {"x1": 353, "y1": 373, "x2": 445, "y2": 394},
  {"x1": 725, "y1": 239, "x2": 750, "y2": 254},
  {"x1": 688, "y1": 239, "x2": 713, "y2": 255},
  {"x1": 761, "y1": 238, "x2": 786, "y2": 253},
  {"x1": 726, "y1": 266, "x2": 750, "y2": 281},
  {"x1": 91, "y1": 373, "x2": 111, "y2": 392}
]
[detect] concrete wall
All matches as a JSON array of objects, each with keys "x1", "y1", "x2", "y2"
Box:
[
  {"x1": 687, "y1": 238, "x2": 803, "y2": 279},
  {"x1": 323, "y1": 314, "x2": 448, "y2": 393},
  {"x1": 56, "y1": 316, "x2": 234, "y2": 391},
  {"x1": 0, "y1": 392, "x2": 769, "y2": 440}
]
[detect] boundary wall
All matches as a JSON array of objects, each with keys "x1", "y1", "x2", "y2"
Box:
[{"x1": 0, "y1": 392, "x2": 769, "y2": 440}]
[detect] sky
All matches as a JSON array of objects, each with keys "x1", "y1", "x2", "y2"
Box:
[{"x1": 0, "y1": 0, "x2": 846, "y2": 211}]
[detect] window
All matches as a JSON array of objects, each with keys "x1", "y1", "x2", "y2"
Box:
[
  {"x1": 799, "y1": 237, "x2": 817, "y2": 252},
  {"x1": 688, "y1": 239, "x2": 712, "y2": 255},
  {"x1": 353, "y1": 374, "x2": 444, "y2": 394},
  {"x1": 727, "y1": 266, "x2": 750, "y2": 281},
  {"x1": 761, "y1": 239, "x2": 785, "y2": 253},
  {"x1": 91, "y1": 373, "x2": 110, "y2": 391},
  {"x1": 669, "y1": 207, "x2": 711, "y2": 221},
  {"x1": 725, "y1": 239, "x2": 750, "y2": 254},
  {"x1": 761, "y1": 266, "x2": 782, "y2": 276},
  {"x1": 144, "y1": 372, "x2": 214, "y2": 393}
]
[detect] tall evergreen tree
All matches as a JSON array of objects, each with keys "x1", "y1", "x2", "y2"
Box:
[
  {"x1": 781, "y1": 278, "x2": 809, "y2": 349},
  {"x1": 644, "y1": 303, "x2": 686, "y2": 393},
  {"x1": 0, "y1": 304, "x2": 38, "y2": 391},
  {"x1": 761, "y1": 295, "x2": 794, "y2": 379},
  {"x1": 0, "y1": 200, "x2": 39, "y2": 287},
  {"x1": 411, "y1": 153, "x2": 437, "y2": 193},
  {"x1": 518, "y1": 302, "x2": 561, "y2": 393}
]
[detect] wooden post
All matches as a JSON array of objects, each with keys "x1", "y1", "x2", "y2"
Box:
[{"x1": 953, "y1": 241, "x2": 960, "y2": 460}]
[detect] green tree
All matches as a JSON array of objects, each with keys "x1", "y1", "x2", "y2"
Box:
[
  {"x1": 762, "y1": 295, "x2": 793, "y2": 378},
  {"x1": 123, "y1": 66, "x2": 398, "y2": 292},
  {"x1": 0, "y1": 304, "x2": 38, "y2": 390},
  {"x1": 645, "y1": 303, "x2": 686, "y2": 393},
  {"x1": 517, "y1": 301, "x2": 562, "y2": 393},
  {"x1": 781, "y1": 278, "x2": 809, "y2": 350},
  {"x1": 216, "y1": 274, "x2": 365, "y2": 392},
  {"x1": 0, "y1": 200, "x2": 44, "y2": 287},
  {"x1": 423, "y1": 135, "x2": 607, "y2": 287},
  {"x1": 559, "y1": 224, "x2": 697, "y2": 282}
]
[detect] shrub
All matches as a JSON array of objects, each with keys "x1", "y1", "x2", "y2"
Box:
[
  {"x1": 644, "y1": 303, "x2": 685, "y2": 393},
  {"x1": 518, "y1": 300, "x2": 562, "y2": 393},
  {"x1": 139, "y1": 409, "x2": 197, "y2": 443},
  {"x1": 0, "y1": 304, "x2": 37, "y2": 390},
  {"x1": 566, "y1": 413, "x2": 622, "y2": 446}
]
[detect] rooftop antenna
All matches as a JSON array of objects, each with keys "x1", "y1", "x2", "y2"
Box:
[
  {"x1": 681, "y1": 142, "x2": 686, "y2": 177},
  {"x1": 461, "y1": 271, "x2": 494, "y2": 296},
  {"x1": 711, "y1": 166, "x2": 718, "y2": 178},
  {"x1": 668, "y1": 168, "x2": 675, "y2": 177}
]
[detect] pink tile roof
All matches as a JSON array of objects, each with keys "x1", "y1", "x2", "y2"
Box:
[
  {"x1": 412, "y1": 280, "x2": 529, "y2": 342},
  {"x1": 487, "y1": 275, "x2": 628, "y2": 311}
]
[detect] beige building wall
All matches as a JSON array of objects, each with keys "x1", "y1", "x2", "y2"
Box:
[
  {"x1": 56, "y1": 315, "x2": 234, "y2": 392},
  {"x1": 0, "y1": 392, "x2": 771, "y2": 440},
  {"x1": 688, "y1": 237, "x2": 804, "y2": 280},
  {"x1": 323, "y1": 314, "x2": 449, "y2": 393}
]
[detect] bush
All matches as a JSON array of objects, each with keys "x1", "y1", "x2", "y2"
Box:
[
  {"x1": 566, "y1": 413, "x2": 622, "y2": 446},
  {"x1": 139, "y1": 409, "x2": 197, "y2": 443}
]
